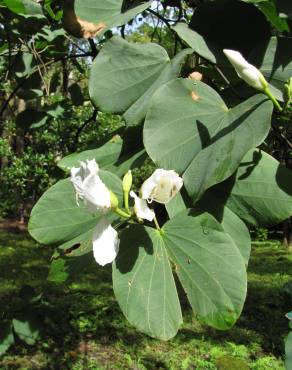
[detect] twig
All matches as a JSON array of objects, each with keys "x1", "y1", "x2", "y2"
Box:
[
  {"x1": 120, "y1": 25, "x2": 126, "y2": 39},
  {"x1": 88, "y1": 38, "x2": 97, "y2": 59},
  {"x1": 214, "y1": 65, "x2": 243, "y2": 99},
  {"x1": 73, "y1": 109, "x2": 98, "y2": 150}
]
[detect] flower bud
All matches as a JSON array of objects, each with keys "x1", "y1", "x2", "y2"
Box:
[
  {"x1": 110, "y1": 191, "x2": 119, "y2": 209},
  {"x1": 122, "y1": 170, "x2": 132, "y2": 193},
  {"x1": 284, "y1": 77, "x2": 292, "y2": 104},
  {"x1": 223, "y1": 49, "x2": 268, "y2": 91}
]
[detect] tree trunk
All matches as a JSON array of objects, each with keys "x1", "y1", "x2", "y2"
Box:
[{"x1": 283, "y1": 218, "x2": 292, "y2": 249}]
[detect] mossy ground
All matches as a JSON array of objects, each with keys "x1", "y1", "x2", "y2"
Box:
[{"x1": 0, "y1": 230, "x2": 291, "y2": 370}]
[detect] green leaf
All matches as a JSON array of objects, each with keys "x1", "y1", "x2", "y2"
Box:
[
  {"x1": 242, "y1": 0, "x2": 289, "y2": 31},
  {"x1": 12, "y1": 317, "x2": 41, "y2": 345},
  {"x1": 165, "y1": 193, "x2": 187, "y2": 219},
  {"x1": 213, "y1": 149, "x2": 292, "y2": 227},
  {"x1": 48, "y1": 240, "x2": 94, "y2": 283},
  {"x1": 44, "y1": 103, "x2": 66, "y2": 119},
  {"x1": 28, "y1": 170, "x2": 122, "y2": 245},
  {"x1": 58, "y1": 136, "x2": 123, "y2": 172},
  {"x1": 75, "y1": 0, "x2": 153, "y2": 30},
  {"x1": 123, "y1": 48, "x2": 194, "y2": 126},
  {"x1": 183, "y1": 93, "x2": 272, "y2": 201},
  {"x1": 89, "y1": 37, "x2": 192, "y2": 126},
  {"x1": 113, "y1": 224, "x2": 182, "y2": 340},
  {"x1": 0, "y1": 322, "x2": 14, "y2": 356},
  {"x1": 14, "y1": 52, "x2": 34, "y2": 78},
  {"x1": 144, "y1": 78, "x2": 227, "y2": 173},
  {"x1": 285, "y1": 332, "x2": 292, "y2": 370},
  {"x1": 251, "y1": 36, "x2": 292, "y2": 101},
  {"x1": 172, "y1": 22, "x2": 219, "y2": 64},
  {"x1": 195, "y1": 194, "x2": 251, "y2": 265},
  {"x1": 144, "y1": 79, "x2": 272, "y2": 201},
  {"x1": 4, "y1": 0, "x2": 45, "y2": 17},
  {"x1": 163, "y1": 211, "x2": 247, "y2": 330},
  {"x1": 109, "y1": 148, "x2": 147, "y2": 177}
]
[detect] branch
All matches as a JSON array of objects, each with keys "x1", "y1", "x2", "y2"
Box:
[
  {"x1": 147, "y1": 8, "x2": 172, "y2": 29},
  {"x1": 88, "y1": 38, "x2": 98, "y2": 58},
  {"x1": 73, "y1": 109, "x2": 98, "y2": 150}
]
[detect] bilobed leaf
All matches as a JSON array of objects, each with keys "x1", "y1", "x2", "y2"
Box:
[
  {"x1": 213, "y1": 149, "x2": 292, "y2": 227},
  {"x1": 123, "y1": 48, "x2": 194, "y2": 126},
  {"x1": 89, "y1": 37, "x2": 193, "y2": 125},
  {"x1": 0, "y1": 322, "x2": 14, "y2": 356},
  {"x1": 113, "y1": 224, "x2": 182, "y2": 340},
  {"x1": 4, "y1": 0, "x2": 45, "y2": 17},
  {"x1": 28, "y1": 170, "x2": 122, "y2": 245},
  {"x1": 144, "y1": 78, "x2": 272, "y2": 201},
  {"x1": 183, "y1": 93, "x2": 272, "y2": 201},
  {"x1": 165, "y1": 193, "x2": 187, "y2": 219},
  {"x1": 144, "y1": 78, "x2": 227, "y2": 174},
  {"x1": 75, "y1": 0, "x2": 153, "y2": 30},
  {"x1": 251, "y1": 36, "x2": 292, "y2": 100},
  {"x1": 195, "y1": 194, "x2": 251, "y2": 265},
  {"x1": 163, "y1": 211, "x2": 247, "y2": 330},
  {"x1": 29, "y1": 178, "x2": 99, "y2": 245},
  {"x1": 109, "y1": 148, "x2": 147, "y2": 177},
  {"x1": 58, "y1": 136, "x2": 123, "y2": 171},
  {"x1": 172, "y1": 22, "x2": 219, "y2": 63}
]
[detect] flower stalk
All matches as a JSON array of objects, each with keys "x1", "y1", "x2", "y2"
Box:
[{"x1": 263, "y1": 87, "x2": 283, "y2": 112}]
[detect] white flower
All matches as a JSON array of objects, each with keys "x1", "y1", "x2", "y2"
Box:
[
  {"x1": 141, "y1": 169, "x2": 183, "y2": 204},
  {"x1": 70, "y1": 159, "x2": 111, "y2": 212},
  {"x1": 130, "y1": 191, "x2": 155, "y2": 221},
  {"x1": 223, "y1": 49, "x2": 268, "y2": 91},
  {"x1": 92, "y1": 218, "x2": 120, "y2": 266}
]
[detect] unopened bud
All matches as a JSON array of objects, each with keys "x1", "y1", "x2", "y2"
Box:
[
  {"x1": 110, "y1": 191, "x2": 119, "y2": 209},
  {"x1": 122, "y1": 170, "x2": 132, "y2": 193},
  {"x1": 284, "y1": 77, "x2": 292, "y2": 104},
  {"x1": 223, "y1": 49, "x2": 268, "y2": 91}
]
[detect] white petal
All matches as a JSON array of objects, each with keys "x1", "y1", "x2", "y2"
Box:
[
  {"x1": 141, "y1": 169, "x2": 183, "y2": 204},
  {"x1": 130, "y1": 191, "x2": 155, "y2": 221},
  {"x1": 223, "y1": 49, "x2": 266, "y2": 91},
  {"x1": 141, "y1": 176, "x2": 157, "y2": 201},
  {"x1": 239, "y1": 65, "x2": 264, "y2": 90},
  {"x1": 70, "y1": 167, "x2": 84, "y2": 196},
  {"x1": 83, "y1": 173, "x2": 111, "y2": 211},
  {"x1": 86, "y1": 159, "x2": 99, "y2": 174},
  {"x1": 92, "y1": 218, "x2": 120, "y2": 266},
  {"x1": 223, "y1": 49, "x2": 250, "y2": 71}
]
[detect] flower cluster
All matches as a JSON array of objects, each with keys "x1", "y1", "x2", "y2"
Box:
[{"x1": 71, "y1": 160, "x2": 183, "y2": 266}]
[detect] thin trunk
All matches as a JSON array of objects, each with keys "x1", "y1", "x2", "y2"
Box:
[{"x1": 283, "y1": 218, "x2": 292, "y2": 249}]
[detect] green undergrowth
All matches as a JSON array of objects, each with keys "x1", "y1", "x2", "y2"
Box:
[{"x1": 0, "y1": 230, "x2": 291, "y2": 370}]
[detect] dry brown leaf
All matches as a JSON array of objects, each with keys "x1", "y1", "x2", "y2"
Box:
[
  {"x1": 62, "y1": 0, "x2": 106, "y2": 39},
  {"x1": 191, "y1": 91, "x2": 200, "y2": 101},
  {"x1": 189, "y1": 71, "x2": 203, "y2": 81}
]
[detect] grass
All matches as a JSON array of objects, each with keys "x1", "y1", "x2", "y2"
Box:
[{"x1": 0, "y1": 230, "x2": 291, "y2": 370}]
